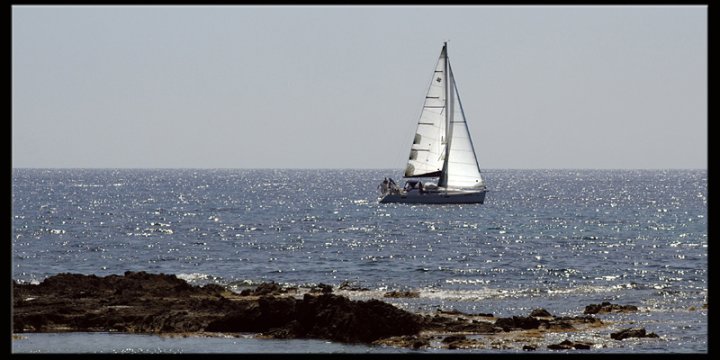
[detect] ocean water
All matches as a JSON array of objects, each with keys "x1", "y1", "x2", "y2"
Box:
[{"x1": 11, "y1": 169, "x2": 707, "y2": 353}]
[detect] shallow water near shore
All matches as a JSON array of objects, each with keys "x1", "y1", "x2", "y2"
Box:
[
  {"x1": 11, "y1": 169, "x2": 707, "y2": 353},
  {"x1": 11, "y1": 332, "x2": 389, "y2": 354},
  {"x1": 10, "y1": 327, "x2": 702, "y2": 354}
]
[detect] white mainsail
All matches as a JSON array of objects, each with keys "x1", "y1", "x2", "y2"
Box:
[{"x1": 404, "y1": 46, "x2": 447, "y2": 178}]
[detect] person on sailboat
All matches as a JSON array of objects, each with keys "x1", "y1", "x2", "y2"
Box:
[
  {"x1": 378, "y1": 178, "x2": 389, "y2": 194},
  {"x1": 403, "y1": 181, "x2": 412, "y2": 192},
  {"x1": 404, "y1": 180, "x2": 422, "y2": 192},
  {"x1": 387, "y1": 178, "x2": 400, "y2": 194},
  {"x1": 388, "y1": 178, "x2": 397, "y2": 192}
]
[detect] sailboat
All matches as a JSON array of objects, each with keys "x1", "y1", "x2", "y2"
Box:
[{"x1": 379, "y1": 42, "x2": 487, "y2": 204}]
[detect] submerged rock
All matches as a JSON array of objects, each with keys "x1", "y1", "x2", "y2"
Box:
[
  {"x1": 584, "y1": 302, "x2": 638, "y2": 314},
  {"x1": 530, "y1": 308, "x2": 552, "y2": 317},
  {"x1": 383, "y1": 290, "x2": 420, "y2": 298},
  {"x1": 610, "y1": 327, "x2": 659, "y2": 340},
  {"x1": 373, "y1": 335, "x2": 431, "y2": 349},
  {"x1": 436, "y1": 308, "x2": 493, "y2": 317},
  {"x1": 338, "y1": 281, "x2": 369, "y2": 291}
]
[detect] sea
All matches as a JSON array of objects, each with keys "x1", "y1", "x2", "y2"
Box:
[{"x1": 11, "y1": 168, "x2": 707, "y2": 353}]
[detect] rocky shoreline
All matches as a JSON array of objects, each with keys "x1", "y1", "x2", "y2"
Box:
[{"x1": 12, "y1": 271, "x2": 660, "y2": 351}]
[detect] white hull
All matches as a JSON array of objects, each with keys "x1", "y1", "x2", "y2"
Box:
[{"x1": 379, "y1": 189, "x2": 486, "y2": 204}]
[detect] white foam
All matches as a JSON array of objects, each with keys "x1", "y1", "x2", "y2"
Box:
[{"x1": 176, "y1": 273, "x2": 222, "y2": 284}]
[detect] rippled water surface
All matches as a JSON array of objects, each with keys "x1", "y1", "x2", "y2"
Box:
[{"x1": 11, "y1": 169, "x2": 707, "y2": 353}]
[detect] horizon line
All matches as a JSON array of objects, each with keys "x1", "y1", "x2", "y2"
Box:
[{"x1": 11, "y1": 167, "x2": 708, "y2": 171}]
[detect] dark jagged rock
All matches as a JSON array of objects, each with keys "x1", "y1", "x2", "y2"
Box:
[
  {"x1": 440, "y1": 334, "x2": 481, "y2": 350},
  {"x1": 573, "y1": 342, "x2": 593, "y2": 350},
  {"x1": 530, "y1": 308, "x2": 552, "y2": 317},
  {"x1": 17, "y1": 271, "x2": 195, "y2": 300},
  {"x1": 540, "y1": 320, "x2": 574, "y2": 331},
  {"x1": 554, "y1": 315, "x2": 603, "y2": 324},
  {"x1": 294, "y1": 293, "x2": 423, "y2": 343},
  {"x1": 209, "y1": 293, "x2": 424, "y2": 343},
  {"x1": 13, "y1": 272, "x2": 245, "y2": 334},
  {"x1": 423, "y1": 314, "x2": 455, "y2": 327},
  {"x1": 12, "y1": 271, "x2": 618, "y2": 349},
  {"x1": 442, "y1": 334, "x2": 467, "y2": 343},
  {"x1": 205, "y1": 296, "x2": 296, "y2": 333},
  {"x1": 610, "y1": 327, "x2": 659, "y2": 340},
  {"x1": 442, "y1": 334, "x2": 470, "y2": 350},
  {"x1": 411, "y1": 337, "x2": 430, "y2": 349},
  {"x1": 494, "y1": 316, "x2": 544, "y2": 331},
  {"x1": 422, "y1": 314, "x2": 496, "y2": 333},
  {"x1": 338, "y1": 281, "x2": 369, "y2": 291},
  {"x1": 309, "y1": 283, "x2": 333, "y2": 294},
  {"x1": 435, "y1": 309, "x2": 458, "y2": 315},
  {"x1": 437, "y1": 309, "x2": 464, "y2": 315},
  {"x1": 14, "y1": 273, "x2": 424, "y2": 343},
  {"x1": 547, "y1": 339, "x2": 593, "y2": 350},
  {"x1": 475, "y1": 312, "x2": 494, "y2": 317},
  {"x1": 584, "y1": 301, "x2": 638, "y2": 314},
  {"x1": 240, "y1": 282, "x2": 286, "y2": 296},
  {"x1": 372, "y1": 335, "x2": 431, "y2": 349},
  {"x1": 548, "y1": 340, "x2": 574, "y2": 350},
  {"x1": 435, "y1": 309, "x2": 493, "y2": 317},
  {"x1": 383, "y1": 290, "x2": 419, "y2": 298},
  {"x1": 201, "y1": 283, "x2": 227, "y2": 295}
]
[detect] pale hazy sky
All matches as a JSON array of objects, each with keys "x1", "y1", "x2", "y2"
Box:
[{"x1": 12, "y1": 5, "x2": 707, "y2": 169}]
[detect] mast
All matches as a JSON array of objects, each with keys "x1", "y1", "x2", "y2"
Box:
[{"x1": 438, "y1": 42, "x2": 451, "y2": 188}]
